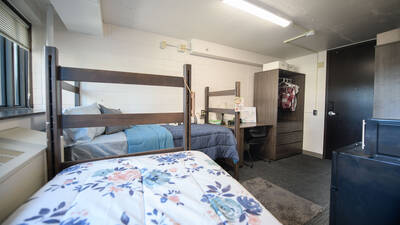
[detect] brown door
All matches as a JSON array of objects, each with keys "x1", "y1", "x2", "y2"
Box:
[{"x1": 324, "y1": 41, "x2": 375, "y2": 159}]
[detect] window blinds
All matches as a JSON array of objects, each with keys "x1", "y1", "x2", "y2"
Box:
[{"x1": 0, "y1": 1, "x2": 29, "y2": 49}]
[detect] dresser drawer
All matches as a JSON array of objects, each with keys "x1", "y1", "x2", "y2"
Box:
[
  {"x1": 277, "y1": 121, "x2": 303, "y2": 133},
  {"x1": 277, "y1": 131, "x2": 303, "y2": 145},
  {"x1": 276, "y1": 142, "x2": 303, "y2": 159}
]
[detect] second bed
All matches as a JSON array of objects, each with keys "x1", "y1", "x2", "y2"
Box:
[{"x1": 65, "y1": 123, "x2": 239, "y2": 164}]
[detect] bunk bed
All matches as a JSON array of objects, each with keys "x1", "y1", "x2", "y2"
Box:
[
  {"x1": 204, "y1": 82, "x2": 242, "y2": 164},
  {"x1": 56, "y1": 63, "x2": 239, "y2": 180},
  {"x1": 3, "y1": 46, "x2": 281, "y2": 225}
]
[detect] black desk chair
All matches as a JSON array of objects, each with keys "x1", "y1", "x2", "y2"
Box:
[{"x1": 244, "y1": 126, "x2": 268, "y2": 168}]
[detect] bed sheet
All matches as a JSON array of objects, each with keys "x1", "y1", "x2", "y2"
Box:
[
  {"x1": 163, "y1": 124, "x2": 239, "y2": 163},
  {"x1": 65, "y1": 131, "x2": 128, "y2": 161},
  {"x1": 4, "y1": 151, "x2": 280, "y2": 225}
]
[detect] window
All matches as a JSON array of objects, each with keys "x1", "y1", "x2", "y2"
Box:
[{"x1": 0, "y1": 1, "x2": 31, "y2": 109}]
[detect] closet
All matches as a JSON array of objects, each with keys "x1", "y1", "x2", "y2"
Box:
[{"x1": 254, "y1": 69, "x2": 305, "y2": 160}]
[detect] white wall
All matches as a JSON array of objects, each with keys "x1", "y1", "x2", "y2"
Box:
[
  {"x1": 27, "y1": 21, "x2": 329, "y2": 157},
  {"x1": 286, "y1": 52, "x2": 327, "y2": 157},
  {"x1": 32, "y1": 24, "x2": 47, "y2": 111},
  {"x1": 32, "y1": 24, "x2": 273, "y2": 122}
]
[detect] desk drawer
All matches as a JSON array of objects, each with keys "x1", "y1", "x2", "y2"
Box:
[{"x1": 277, "y1": 131, "x2": 303, "y2": 145}]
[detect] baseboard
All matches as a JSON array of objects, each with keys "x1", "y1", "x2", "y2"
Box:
[{"x1": 302, "y1": 150, "x2": 323, "y2": 159}]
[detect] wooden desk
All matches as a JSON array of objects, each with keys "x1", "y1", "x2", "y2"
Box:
[{"x1": 225, "y1": 122, "x2": 273, "y2": 166}]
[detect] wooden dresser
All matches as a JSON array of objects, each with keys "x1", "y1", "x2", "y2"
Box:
[{"x1": 254, "y1": 69, "x2": 305, "y2": 160}]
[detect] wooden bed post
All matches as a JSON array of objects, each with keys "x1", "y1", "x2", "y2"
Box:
[
  {"x1": 234, "y1": 81, "x2": 240, "y2": 135},
  {"x1": 183, "y1": 64, "x2": 191, "y2": 150},
  {"x1": 75, "y1": 81, "x2": 80, "y2": 106},
  {"x1": 45, "y1": 46, "x2": 62, "y2": 179},
  {"x1": 234, "y1": 81, "x2": 240, "y2": 180},
  {"x1": 205, "y1": 86, "x2": 209, "y2": 124}
]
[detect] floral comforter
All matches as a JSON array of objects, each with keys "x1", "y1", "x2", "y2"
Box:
[{"x1": 4, "y1": 151, "x2": 280, "y2": 225}]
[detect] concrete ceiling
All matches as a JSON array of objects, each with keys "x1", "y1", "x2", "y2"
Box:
[
  {"x1": 50, "y1": 0, "x2": 103, "y2": 36},
  {"x1": 10, "y1": 0, "x2": 400, "y2": 59},
  {"x1": 101, "y1": 0, "x2": 400, "y2": 59}
]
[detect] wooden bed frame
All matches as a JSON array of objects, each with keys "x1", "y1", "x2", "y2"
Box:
[
  {"x1": 204, "y1": 82, "x2": 240, "y2": 177},
  {"x1": 45, "y1": 46, "x2": 191, "y2": 179}
]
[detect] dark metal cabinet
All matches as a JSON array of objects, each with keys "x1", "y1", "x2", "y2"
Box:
[{"x1": 330, "y1": 119, "x2": 400, "y2": 225}]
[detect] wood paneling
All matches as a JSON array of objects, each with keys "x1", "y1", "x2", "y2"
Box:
[
  {"x1": 254, "y1": 70, "x2": 279, "y2": 159},
  {"x1": 254, "y1": 70, "x2": 279, "y2": 125},
  {"x1": 373, "y1": 41, "x2": 400, "y2": 119}
]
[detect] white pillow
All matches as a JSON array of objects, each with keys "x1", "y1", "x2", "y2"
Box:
[{"x1": 63, "y1": 103, "x2": 105, "y2": 144}]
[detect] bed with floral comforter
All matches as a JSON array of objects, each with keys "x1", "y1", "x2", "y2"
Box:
[{"x1": 4, "y1": 151, "x2": 280, "y2": 225}]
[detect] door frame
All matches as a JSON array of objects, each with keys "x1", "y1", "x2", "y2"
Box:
[
  {"x1": 322, "y1": 40, "x2": 376, "y2": 159},
  {"x1": 323, "y1": 50, "x2": 332, "y2": 159}
]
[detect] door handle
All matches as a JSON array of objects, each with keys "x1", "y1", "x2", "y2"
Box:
[{"x1": 328, "y1": 111, "x2": 336, "y2": 116}]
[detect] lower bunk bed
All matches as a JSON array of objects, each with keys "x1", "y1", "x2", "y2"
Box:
[
  {"x1": 65, "y1": 123, "x2": 239, "y2": 165},
  {"x1": 63, "y1": 103, "x2": 239, "y2": 179},
  {"x1": 4, "y1": 151, "x2": 280, "y2": 225}
]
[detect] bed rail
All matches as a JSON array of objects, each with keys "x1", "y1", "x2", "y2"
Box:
[
  {"x1": 62, "y1": 113, "x2": 184, "y2": 128},
  {"x1": 204, "y1": 81, "x2": 240, "y2": 128},
  {"x1": 61, "y1": 147, "x2": 184, "y2": 170},
  {"x1": 59, "y1": 67, "x2": 184, "y2": 87},
  {"x1": 45, "y1": 46, "x2": 191, "y2": 179},
  {"x1": 208, "y1": 89, "x2": 236, "y2": 96},
  {"x1": 204, "y1": 81, "x2": 240, "y2": 179},
  {"x1": 61, "y1": 81, "x2": 80, "y2": 106}
]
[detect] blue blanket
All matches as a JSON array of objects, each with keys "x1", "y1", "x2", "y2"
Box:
[
  {"x1": 124, "y1": 125, "x2": 174, "y2": 153},
  {"x1": 162, "y1": 124, "x2": 239, "y2": 163}
]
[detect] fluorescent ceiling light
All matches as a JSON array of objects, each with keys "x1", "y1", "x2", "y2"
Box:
[{"x1": 223, "y1": 0, "x2": 292, "y2": 27}]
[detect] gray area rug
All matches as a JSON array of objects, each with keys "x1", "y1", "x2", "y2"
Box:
[{"x1": 242, "y1": 177, "x2": 323, "y2": 225}]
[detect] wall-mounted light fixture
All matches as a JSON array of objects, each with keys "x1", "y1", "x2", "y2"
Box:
[{"x1": 222, "y1": 0, "x2": 292, "y2": 27}]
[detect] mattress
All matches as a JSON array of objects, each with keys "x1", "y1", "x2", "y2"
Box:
[
  {"x1": 67, "y1": 124, "x2": 239, "y2": 163},
  {"x1": 4, "y1": 151, "x2": 281, "y2": 225},
  {"x1": 65, "y1": 131, "x2": 128, "y2": 161},
  {"x1": 163, "y1": 124, "x2": 239, "y2": 163}
]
